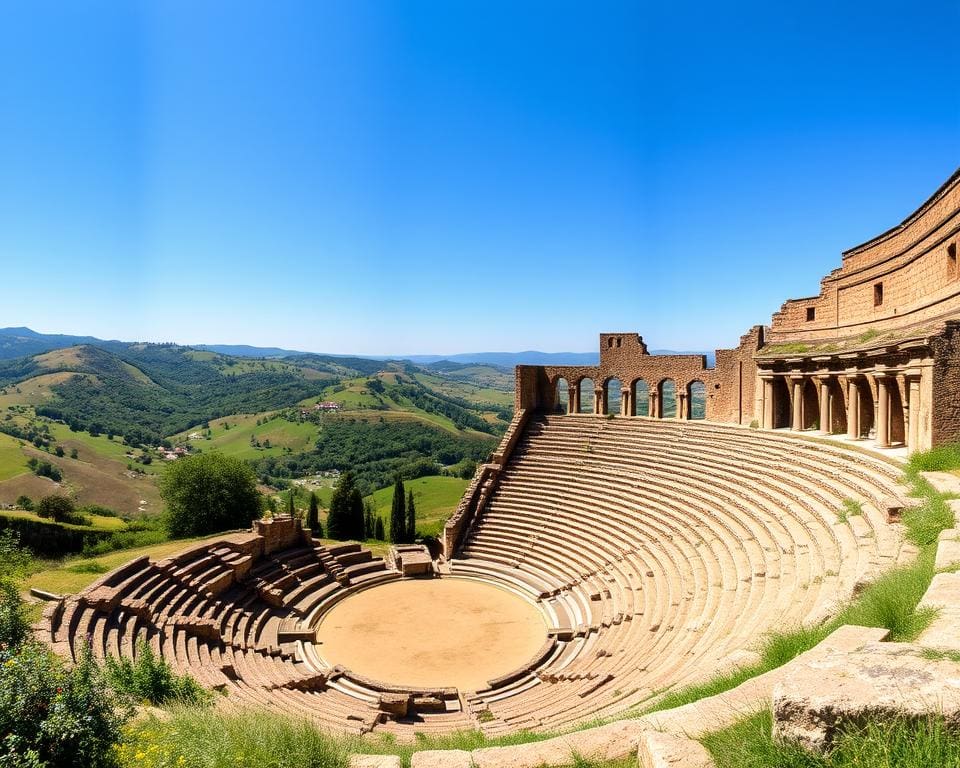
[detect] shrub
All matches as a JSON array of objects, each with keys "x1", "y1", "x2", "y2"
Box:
[
  {"x1": 0, "y1": 577, "x2": 29, "y2": 649},
  {"x1": 35, "y1": 495, "x2": 88, "y2": 525},
  {"x1": 14, "y1": 495, "x2": 32, "y2": 511},
  {"x1": 104, "y1": 640, "x2": 210, "y2": 707},
  {"x1": 0, "y1": 642, "x2": 127, "y2": 768},
  {"x1": 161, "y1": 452, "x2": 263, "y2": 537}
]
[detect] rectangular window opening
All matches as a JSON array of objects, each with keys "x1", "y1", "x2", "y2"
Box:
[
  {"x1": 873, "y1": 283, "x2": 884, "y2": 307},
  {"x1": 806, "y1": 307, "x2": 816, "y2": 322}
]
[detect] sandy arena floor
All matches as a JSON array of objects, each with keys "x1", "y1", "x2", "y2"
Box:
[{"x1": 314, "y1": 577, "x2": 548, "y2": 690}]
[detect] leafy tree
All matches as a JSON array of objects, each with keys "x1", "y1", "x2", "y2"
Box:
[
  {"x1": 406, "y1": 489, "x2": 417, "y2": 542},
  {"x1": 14, "y1": 495, "x2": 32, "y2": 511},
  {"x1": 390, "y1": 475, "x2": 406, "y2": 543},
  {"x1": 70, "y1": 447, "x2": 79, "y2": 459},
  {"x1": 374, "y1": 516, "x2": 385, "y2": 541},
  {"x1": 307, "y1": 492, "x2": 320, "y2": 535},
  {"x1": 54, "y1": 445, "x2": 64, "y2": 457},
  {"x1": 36, "y1": 495, "x2": 76, "y2": 523},
  {"x1": 160, "y1": 452, "x2": 262, "y2": 537}
]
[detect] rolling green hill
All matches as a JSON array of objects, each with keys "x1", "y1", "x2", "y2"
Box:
[{"x1": 0, "y1": 340, "x2": 512, "y2": 520}]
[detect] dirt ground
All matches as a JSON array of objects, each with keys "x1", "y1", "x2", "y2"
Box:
[{"x1": 314, "y1": 577, "x2": 548, "y2": 690}]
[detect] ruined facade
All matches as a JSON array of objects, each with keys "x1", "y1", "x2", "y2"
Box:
[{"x1": 516, "y1": 167, "x2": 960, "y2": 452}]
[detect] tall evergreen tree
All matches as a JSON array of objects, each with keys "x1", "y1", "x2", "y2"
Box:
[
  {"x1": 287, "y1": 489, "x2": 295, "y2": 517},
  {"x1": 374, "y1": 516, "x2": 385, "y2": 541},
  {"x1": 389, "y1": 475, "x2": 406, "y2": 543},
  {"x1": 363, "y1": 500, "x2": 375, "y2": 540},
  {"x1": 348, "y1": 484, "x2": 364, "y2": 540},
  {"x1": 406, "y1": 489, "x2": 416, "y2": 542},
  {"x1": 307, "y1": 492, "x2": 320, "y2": 535},
  {"x1": 327, "y1": 471, "x2": 359, "y2": 540}
]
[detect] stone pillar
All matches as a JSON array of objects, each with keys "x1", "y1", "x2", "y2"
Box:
[
  {"x1": 762, "y1": 376, "x2": 774, "y2": 429},
  {"x1": 846, "y1": 377, "x2": 860, "y2": 439},
  {"x1": 876, "y1": 375, "x2": 890, "y2": 448},
  {"x1": 817, "y1": 376, "x2": 830, "y2": 434},
  {"x1": 620, "y1": 388, "x2": 630, "y2": 417},
  {"x1": 908, "y1": 376, "x2": 921, "y2": 450},
  {"x1": 650, "y1": 391, "x2": 658, "y2": 419},
  {"x1": 594, "y1": 388, "x2": 604, "y2": 415},
  {"x1": 570, "y1": 384, "x2": 580, "y2": 414},
  {"x1": 677, "y1": 392, "x2": 687, "y2": 420},
  {"x1": 790, "y1": 375, "x2": 804, "y2": 431}
]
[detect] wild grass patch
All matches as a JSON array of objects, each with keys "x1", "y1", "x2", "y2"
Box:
[{"x1": 702, "y1": 709, "x2": 960, "y2": 768}]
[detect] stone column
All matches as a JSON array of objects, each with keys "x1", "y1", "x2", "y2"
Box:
[
  {"x1": 790, "y1": 375, "x2": 804, "y2": 431},
  {"x1": 620, "y1": 388, "x2": 630, "y2": 417},
  {"x1": 762, "y1": 376, "x2": 774, "y2": 429},
  {"x1": 876, "y1": 375, "x2": 890, "y2": 448},
  {"x1": 650, "y1": 391, "x2": 658, "y2": 419},
  {"x1": 908, "y1": 376, "x2": 921, "y2": 450},
  {"x1": 817, "y1": 376, "x2": 831, "y2": 434},
  {"x1": 570, "y1": 384, "x2": 580, "y2": 414},
  {"x1": 594, "y1": 388, "x2": 604, "y2": 415},
  {"x1": 846, "y1": 376, "x2": 860, "y2": 439},
  {"x1": 677, "y1": 392, "x2": 687, "y2": 420}
]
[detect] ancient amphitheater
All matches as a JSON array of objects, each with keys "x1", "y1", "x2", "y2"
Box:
[{"x1": 37, "y1": 168, "x2": 960, "y2": 764}]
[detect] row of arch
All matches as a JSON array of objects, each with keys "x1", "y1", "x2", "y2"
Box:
[{"x1": 554, "y1": 377, "x2": 707, "y2": 419}]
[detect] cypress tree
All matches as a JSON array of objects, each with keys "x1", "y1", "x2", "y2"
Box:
[
  {"x1": 389, "y1": 475, "x2": 406, "y2": 543},
  {"x1": 406, "y1": 489, "x2": 416, "y2": 542},
  {"x1": 307, "y1": 492, "x2": 320, "y2": 535},
  {"x1": 327, "y1": 471, "x2": 357, "y2": 540},
  {"x1": 363, "y1": 500, "x2": 375, "y2": 540},
  {"x1": 348, "y1": 485, "x2": 365, "y2": 541},
  {"x1": 374, "y1": 516, "x2": 385, "y2": 541},
  {"x1": 287, "y1": 490, "x2": 295, "y2": 517}
]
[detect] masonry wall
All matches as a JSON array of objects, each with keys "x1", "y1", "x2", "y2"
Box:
[
  {"x1": 515, "y1": 326, "x2": 764, "y2": 425},
  {"x1": 768, "y1": 169, "x2": 960, "y2": 343},
  {"x1": 931, "y1": 321, "x2": 960, "y2": 447}
]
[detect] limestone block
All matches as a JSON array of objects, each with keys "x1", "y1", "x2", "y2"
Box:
[
  {"x1": 410, "y1": 750, "x2": 471, "y2": 768},
  {"x1": 918, "y1": 572, "x2": 960, "y2": 652},
  {"x1": 638, "y1": 730, "x2": 715, "y2": 768},
  {"x1": 924, "y1": 472, "x2": 960, "y2": 496},
  {"x1": 936, "y1": 530, "x2": 960, "y2": 571},
  {"x1": 772, "y1": 642, "x2": 960, "y2": 753},
  {"x1": 378, "y1": 693, "x2": 411, "y2": 718},
  {"x1": 350, "y1": 755, "x2": 402, "y2": 768},
  {"x1": 472, "y1": 719, "x2": 647, "y2": 768}
]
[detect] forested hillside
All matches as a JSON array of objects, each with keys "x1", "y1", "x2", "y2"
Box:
[{"x1": 0, "y1": 338, "x2": 511, "y2": 517}]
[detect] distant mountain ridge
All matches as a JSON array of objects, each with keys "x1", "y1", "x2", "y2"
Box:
[{"x1": 0, "y1": 327, "x2": 714, "y2": 368}]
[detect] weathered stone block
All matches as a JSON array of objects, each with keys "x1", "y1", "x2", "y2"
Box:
[
  {"x1": 410, "y1": 750, "x2": 471, "y2": 768},
  {"x1": 773, "y1": 642, "x2": 960, "y2": 753},
  {"x1": 378, "y1": 693, "x2": 412, "y2": 718},
  {"x1": 638, "y1": 730, "x2": 715, "y2": 768},
  {"x1": 350, "y1": 755, "x2": 402, "y2": 768}
]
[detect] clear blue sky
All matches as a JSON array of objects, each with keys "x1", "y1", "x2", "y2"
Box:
[{"x1": 0, "y1": 2, "x2": 957, "y2": 356}]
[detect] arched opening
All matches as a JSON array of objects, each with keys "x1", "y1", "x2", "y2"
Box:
[
  {"x1": 604, "y1": 378, "x2": 622, "y2": 415},
  {"x1": 578, "y1": 378, "x2": 595, "y2": 414},
  {"x1": 687, "y1": 380, "x2": 706, "y2": 420},
  {"x1": 826, "y1": 378, "x2": 847, "y2": 434},
  {"x1": 856, "y1": 379, "x2": 874, "y2": 438},
  {"x1": 631, "y1": 379, "x2": 649, "y2": 416},
  {"x1": 554, "y1": 377, "x2": 570, "y2": 414},
  {"x1": 772, "y1": 377, "x2": 791, "y2": 429},
  {"x1": 659, "y1": 379, "x2": 677, "y2": 419},
  {"x1": 801, "y1": 379, "x2": 819, "y2": 430},
  {"x1": 888, "y1": 383, "x2": 906, "y2": 445}
]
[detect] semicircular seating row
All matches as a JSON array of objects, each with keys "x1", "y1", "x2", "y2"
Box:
[
  {"x1": 40, "y1": 416, "x2": 908, "y2": 739},
  {"x1": 450, "y1": 414, "x2": 909, "y2": 735}
]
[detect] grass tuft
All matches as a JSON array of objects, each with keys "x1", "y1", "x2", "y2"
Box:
[{"x1": 702, "y1": 709, "x2": 960, "y2": 768}]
